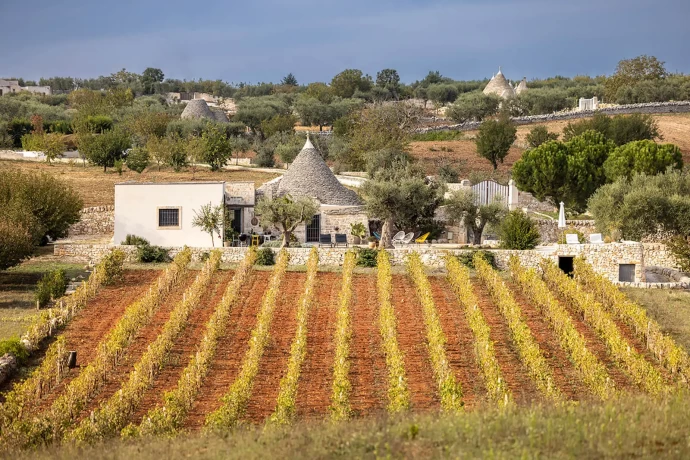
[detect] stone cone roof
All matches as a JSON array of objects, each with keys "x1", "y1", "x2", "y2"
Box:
[
  {"x1": 483, "y1": 68, "x2": 514, "y2": 99},
  {"x1": 515, "y1": 77, "x2": 528, "y2": 95},
  {"x1": 211, "y1": 109, "x2": 229, "y2": 123},
  {"x1": 276, "y1": 138, "x2": 362, "y2": 206},
  {"x1": 181, "y1": 99, "x2": 214, "y2": 120}
]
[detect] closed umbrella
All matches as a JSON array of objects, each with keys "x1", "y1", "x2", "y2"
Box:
[{"x1": 558, "y1": 202, "x2": 566, "y2": 229}]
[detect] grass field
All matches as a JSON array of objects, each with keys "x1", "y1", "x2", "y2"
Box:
[{"x1": 0, "y1": 160, "x2": 279, "y2": 207}]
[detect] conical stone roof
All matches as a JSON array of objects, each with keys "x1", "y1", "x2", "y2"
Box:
[
  {"x1": 483, "y1": 67, "x2": 514, "y2": 99},
  {"x1": 181, "y1": 99, "x2": 214, "y2": 120},
  {"x1": 515, "y1": 77, "x2": 528, "y2": 95},
  {"x1": 211, "y1": 109, "x2": 229, "y2": 123},
  {"x1": 276, "y1": 138, "x2": 362, "y2": 206}
]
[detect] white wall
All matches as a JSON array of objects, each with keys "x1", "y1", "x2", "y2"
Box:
[{"x1": 114, "y1": 182, "x2": 225, "y2": 247}]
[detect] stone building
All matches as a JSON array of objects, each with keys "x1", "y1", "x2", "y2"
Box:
[
  {"x1": 0, "y1": 79, "x2": 52, "y2": 96},
  {"x1": 180, "y1": 98, "x2": 229, "y2": 123},
  {"x1": 515, "y1": 77, "x2": 528, "y2": 95},
  {"x1": 483, "y1": 68, "x2": 515, "y2": 99}
]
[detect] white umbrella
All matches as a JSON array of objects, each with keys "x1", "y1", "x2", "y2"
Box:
[{"x1": 558, "y1": 202, "x2": 566, "y2": 229}]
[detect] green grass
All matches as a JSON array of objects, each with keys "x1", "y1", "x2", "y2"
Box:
[
  {"x1": 622, "y1": 288, "x2": 690, "y2": 353},
  {"x1": 410, "y1": 130, "x2": 465, "y2": 142},
  {"x1": 12, "y1": 392, "x2": 690, "y2": 459}
]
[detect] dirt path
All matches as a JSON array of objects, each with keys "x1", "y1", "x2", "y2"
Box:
[
  {"x1": 505, "y1": 280, "x2": 587, "y2": 401},
  {"x1": 244, "y1": 272, "x2": 305, "y2": 423},
  {"x1": 429, "y1": 276, "x2": 485, "y2": 409},
  {"x1": 295, "y1": 272, "x2": 338, "y2": 419},
  {"x1": 472, "y1": 281, "x2": 541, "y2": 404},
  {"x1": 182, "y1": 271, "x2": 271, "y2": 430},
  {"x1": 71, "y1": 271, "x2": 197, "y2": 423},
  {"x1": 349, "y1": 274, "x2": 387, "y2": 417},
  {"x1": 128, "y1": 270, "x2": 235, "y2": 425},
  {"x1": 391, "y1": 275, "x2": 439, "y2": 411}
]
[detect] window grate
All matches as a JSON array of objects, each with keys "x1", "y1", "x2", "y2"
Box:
[{"x1": 159, "y1": 208, "x2": 180, "y2": 227}]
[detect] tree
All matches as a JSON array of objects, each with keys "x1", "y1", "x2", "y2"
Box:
[
  {"x1": 142, "y1": 67, "x2": 164, "y2": 94},
  {"x1": 201, "y1": 124, "x2": 233, "y2": 171},
  {"x1": 563, "y1": 113, "x2": 660, "y2": 145},
  {"x1": 499, "y1": 211, "x2": 540, "y2": 249},
  {"x1": 192, "y1": 202, "x2": 224, "y2": 247},
  {"x1": 330, "y1": 69, "x2": 372, "y2": 98},
  {"x1": 255, "y1": 195, "x2": 319, "y2": 248},
  {"x1": 426, "y1": 84, "x2": 459, "y2": 105},
  {"x1": 604, "y1": 140, "x2": 683, "y2": 181},
  {"x1": 304, "y1": 82, "x2": 333, "y2": 103},
  {"x1": 78, "y1": 129, "x2": 131, "y2": 172},
  {"x1": 605, "y1": 55, "x2": 667, "y2": 101},
  {"x1": 475, "y1": 117, "x2": 516, "y2": 170},
  {"x1": 127, "y1": 110, "x2": 172, "y2": 146},
  {"x1": 235, "y1": 97, "x2": 289, "y2": 138},
  {"x1": 186, "y1": 136, "x2": 206, "y2": 179},
  {"x1": 260, "y1": 114, "x2": 296, "y2": 138},
  {"x1": 294, "y1": 97, "x2": 333, "y2": 131},
  {"x1": 525, "y1": 125, "x2": 558, "y2": 148},
  {"x1": 447, "y1": 92, "x2": 500, "y2": 123},
  {"x1": 444, "y1": 189, "x2": 507, "y2": 244},
  {"x1": 281, "y1": 73, "x2": 298, "y2": 86},
  {"x1": 0, "y1": 212, "x2": 35, "y2": 271},
  {"x1": 588, "y1": 169, "x2": 690, "y2": 240},
  {"x1": 126, "y1": 146, "x2": 149, "y2": 173},
  {"x1": 375, "y1": 69, "x2": 401, "y2": 99}
]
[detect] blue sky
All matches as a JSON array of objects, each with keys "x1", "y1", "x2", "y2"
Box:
[{"x1": 1, "y1": 0, "x2": 688, "y2": 84}]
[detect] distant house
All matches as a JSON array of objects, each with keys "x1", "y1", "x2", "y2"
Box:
[
  {"x1": 483, "y1": 68, "x2": 527, "y2": 99},
  {"x1": 0, "y1": 79, "x2": 52, "y2": 96},
  {"x1": 113, "y1": 139, "x2": 369, "y2": 247}
]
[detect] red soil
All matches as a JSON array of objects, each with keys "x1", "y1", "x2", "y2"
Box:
[
  {"x1": 182, "y1": 271, "x2": 271, "y2": 430},
  {"x1": 391, "y1": 275, "x2": 439, "y2": 411},
  {"x1": 128, "y1": 270, "x2": 235, "y2": 425},
  {"x1": 349, "y1": 274, "x2": 387, "y2": 416},
  {"x1": 71, "y1": 271, "x2": 197, "y2": 423},
  {"x1": 31, "y1": 270, "x2": 160, "y2": 412},
  {"x1": 471, "y1": 281, "x2": 541, "y2": 404},
  {"x1": 505, "y1": 280, "x2": 587, "y2": 401},
  {"x1": 295, "y1": 272, "x2": 338, "y2": 418},
  {"x1": 244, "y1": 272, "x2": 305, "y2": 423},
  {"x1": 429, "y1": 276, "x2": 486, "y2": 408}
]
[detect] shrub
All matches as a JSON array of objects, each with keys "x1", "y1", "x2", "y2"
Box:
[
  {"x1": 438, "y1": 163, "x2": 459, "y2": 183},
  {"x1": 0, "y1": 338, "x2": 29, "y2": 365},
  {"x1": 82, "y1": 115, "x2": 114, "y2": 133},
  {"x1": 7, "y1": 118, "x2": 32, "y2": 148},
  {"x1": 255, "y1": 248, "x2": 276, "y2": 266},
  {"x1": 48, "y1": 120, "x2": 73, "y2": 134},
  {"x1": 557, "y1": 229, "x2": 586, "y2": 244},
  {"x1": 35, "y1": 269, "x2": 68, "y2": 307},
  {"x1": 666, "y1": 236, "x2": 690, "y2": 273},
  {"x1": 499, "y1": 211, "x2": 541, "y2": 249},
  {"x1": 563, "y1": 113, "x2": 660, "y2": 146},
  {"x1": 410, "y1": 131, "x2": 464, "y2": 142},
  {"x1": 604, "y1": 140, "x2": 682, "y2": 181},
  {"x1": 447, "y1": 92, "x2": 500, "y2": 123},
  {"x1": 525, "y1": 126, "x2": 558, "y2": 148},
  {"x1": 126, "y1": 146, "x2": 149, "y2": 173},
  {"x1": 137, "y1": 244, "x2": 170, "y2": 263},
  {"x1": 121, "y1": 234, "x2": 149, "y2": 246},
  {"x1": 356, "y1": 248, "x2": 379, "y2": 267},
  {"x1": 456, "y1": 250, "x2": 495, "y2": 269}
]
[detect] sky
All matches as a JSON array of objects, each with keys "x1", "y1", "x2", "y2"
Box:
[{"x1": 1, "y1": 0, "x2": 688, "y2": 84}]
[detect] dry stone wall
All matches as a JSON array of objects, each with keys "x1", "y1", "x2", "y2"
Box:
[
  {"x1": 537, "y1": 220, "x2": 597, "y2": 243},
  {"x1": 68, "y1": 206, "x2": 115, "y2": 236}
]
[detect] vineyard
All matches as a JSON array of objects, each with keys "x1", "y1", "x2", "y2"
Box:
[{"x1": 0, "y1": 248, "x2": 687, "y2": 452}]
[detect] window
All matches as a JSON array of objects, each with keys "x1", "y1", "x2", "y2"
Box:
[
  {"x1": 158, "y1": 208, "x2": 180, "y2": 228},
  {"x1": 619, "y1": 264, "x2": 635, "y2": 282}
]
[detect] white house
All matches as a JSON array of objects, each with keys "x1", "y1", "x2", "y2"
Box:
[{"x1": 114, "y1": 182, "x2": 226, "y2": 247}]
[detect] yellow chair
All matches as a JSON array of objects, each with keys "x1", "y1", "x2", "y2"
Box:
[
  {"x1": 415, "y1": 232, "x2": 430, "y2": 244},
  {"x1": 251, "y1": 234, "x2": 260, "y2": 246}
]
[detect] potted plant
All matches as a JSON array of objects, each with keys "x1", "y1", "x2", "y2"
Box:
[
  {"x1": 367, "y1": 235, "x2": 378, "y2": 249},
  {"x1": 350, "y1": 222, "x2": 366, "y2": 245}
]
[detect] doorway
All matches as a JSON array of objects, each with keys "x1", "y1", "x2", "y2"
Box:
[
  {"x1": 558, "y1": 256, "x2": 574, "y2": 276},
  {"x1": 306, "y1": 214, "x2": 320, "y2": 243}
]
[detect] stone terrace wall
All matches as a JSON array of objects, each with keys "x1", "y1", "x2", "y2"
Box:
[
  {"x1": 643, "y1": 243, "x2": 679, "y2": 270},
  {"x1": 536, "y1": 220, "x2": 597, "y2": 244},
  {"x1": 68, "y1": 206, "x2": 115, "y2": 236},
  {"x1": 415, "y1": 101, "x2": 690, "y2": 133}
]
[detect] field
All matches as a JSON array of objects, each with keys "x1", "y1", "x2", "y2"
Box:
[
  {"x1": 2, "y1": 248, "x2": 689, "y2": 457},
  {"x1": 0, "y1": 160, "x2": 279, "y2": 207}
]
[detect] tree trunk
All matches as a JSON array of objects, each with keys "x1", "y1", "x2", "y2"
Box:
[
  {"x1": 211, "y1": 233, "x2": 215, "y2": 248},
  {"x1": 103, "y1": 164, "x2": 107, "y2": 172},
  {"x1": 378, "y1": 218, "x2": 395, "y2": 249},
  {"x1": 281, "y1": 231, "x2": 291, "y2": 248},
  {"x1": 472, "y1": 223, "x2": 485, "y2": 245}
]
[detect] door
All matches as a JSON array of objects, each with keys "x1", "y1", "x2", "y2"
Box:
[
  {"x1": 306, "y1": 214, "x2": 320, "y2": 243},
  {"x1": 231, "y1": 208, "x2": 242, "y2": 234},
  {"x1": 618, "y1": 264, "x2": 635, "y2": 282}
]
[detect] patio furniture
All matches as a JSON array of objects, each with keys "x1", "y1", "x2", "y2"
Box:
[
  {"x1": 334, "y1": 234, "x2": 348, "y2": 247},
  {"x1": 589, "y1": 233, "x2": 604, "y2": 244},
  {"x1": 238, "y1": 234, "x2": 249, "y2": 247},
  {"x1": 415, "y1": 232, "x2": 430, "y2": 244},
  {"x1": 565, "y1": 234, "x2": 580, "y2": 245},
  {"x1": 391, "y1": 231, "x2": 406, "y2": 244},
  {"x1": 401, "y1": 232, "x2": 415, "y2": 245},
  {"x1": 319, "y1": 234, "x2": 333, "y2": 247},
  {"x1": 373, "y1": 232, "x2": 381, "y2": 240}
]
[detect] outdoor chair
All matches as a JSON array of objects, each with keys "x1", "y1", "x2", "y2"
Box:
[
  {"x1": 391, "y1": 231, "x2": 405, "y2": 244},
  {"x1": 589, "y1": 233, "x2": 604, "y2": 244},
  {"x1": 238, "y1": 234, "x2": 248, "y2": 247},
  {"x1": 565, "y1": 234, "x2": 581, "y2": 245},
  {"x1": 373, "y1": 232, "x2": 382, "y2": 240},
  {"x1": 319, "y1": 233, "x2": 333, "y2": 247},
  {"x1": 401, "y1": 232, "x2": 415, "y2": 245},
  {"x1": 334, "y1": 233, "x2": 348, "y2": 247},
  {"x1": 415, "y1": 232, "x2": 431, "y2": 244}
]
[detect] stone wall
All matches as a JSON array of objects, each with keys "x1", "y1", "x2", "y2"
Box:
[
  {"x1": 68, "y1": 206, "x2": 115, "y2": 236},
  {"x1": 642, "y1": 243, "x2": 679, "y2": 270},
  {"x1": 536, "y1": 220, "x2": 597, "y2": 243}
]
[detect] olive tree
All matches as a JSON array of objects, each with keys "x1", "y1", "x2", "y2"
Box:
[
  {"x1": 192, "y1": 202, "x2": 225, "y2": 247},
  {"x1": 444, "y1": 189, "x2": 507, "y2": 245},
  {"x1": 255, "y1": 195, "x2": 319, "y2": 248},
  {"x1": 475, "y1": 117, "x2": 516, "y2": 170}
]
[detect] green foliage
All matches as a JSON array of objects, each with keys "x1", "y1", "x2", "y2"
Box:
[
  {"x1": 525, "y1": 125, "x2": 558, "y2": 148},
  {"x1": 260, "y1": 114, "x2": 296, "y2": 138},
  {"x1": 330, "y1": 69, "x2": 372, "y2": 98},
  {"x1": 166, "y1": 118, "x2": 207, "y2": 138},
  {"x1": 588, "y1": 169, "x2": 690, "y2": 240},
  {"x1": 410, "y1": 130, "x2": 464, "y2": 142},
  {"x1": 447, "y1": 92, "x2": 500, "y2": 123},
  {"x1": 349, "y1": 222, "x2": 367, "y2": 238},
  {"x1": 35, "y1": 269, "x2": 68, "y2": 307},
  {"x1": 444, "y1": 189, "x2": 507, "y2": 245},
  {"x1": 0, "y1": 212, "x2": 35, "y2": 270},
  {"x1": 201, "y1": 124, "x2": 232, "y2": 171},
  {"x1": 426, "y1": 84, "x2": 458, "y2": 104},
  {"x1": 375, "y1": 69, "x2": 401, "y2": 98},
  {"x1": 7, "y1": 118, "x2": 32, "y2": 147},
  {"x1": 77, "y1": 129, "x2": 131, "y2": 172},
  {"x1": 281, "y1": 73, "x2": 298, "y2": 86},
  {"x1": 255, "y1": 248, "x2": 276, "y2": 266},
  {"x1": 0, "y1": 338, "x2": 29, "y2": 365},
  {"x1": 605, "y1": 55, "x2": 667, "y2": 101},
  {"x1": 604, "y1": 140, "x2": 682, "y2": 181},
  {"x1": 255, "y1": 195, "x2": 319, "y2": 248},
  {"x1": 666, "y1": 236, "x2": 690, "y2": 273},
  {"x1": 438, "y1": 163, "x2": 459, "y2": 183},
  {"x1": 142, "y1": 67, "x2": 165, "y2": 94},
  {"x1": 47, "y1": 120, "x2": 73, "y2": 134},
  {"x1": 455, "y1": 250, "x2": 496, "y2": 269},
  {"x1": 192, "y1": 202, "x2": 225, "y2": 247},
  {"x1": 557, "y1": 229, "x2": 586, "y2": 244},
  {"x1": 366, "y1": 148, "x2": 415, "y2": 179},
  {"x1": 125, "y1": 146, "x2": 149, "y2": 173},
  {"x1": 81, "y1": 115, "x2": 114, "y2": 134},
  {"x1": 356, "y1": 248, "x2": 379, "y2": 267},
  {"x1": 512, "y1": 88, "x2": 572, "y2": 115},
  {"x1": 499, "y1": 211, "x2": 540, "y2": 249},
  {"x1": 235, "y1": 97, "x2": 289, "y2": 137},
  {"x1": 121, "y1": 234, "x2": 149, "y2": 246},
  {"x1": 475, "y1": 117, "x2": 516, "y2": 170},
  {"x1": 563, "y1": 113, "x2": 660, "y2": 146},
  {"x1": 136, "y1": 244, "x2": 170, "y2": 263}
]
